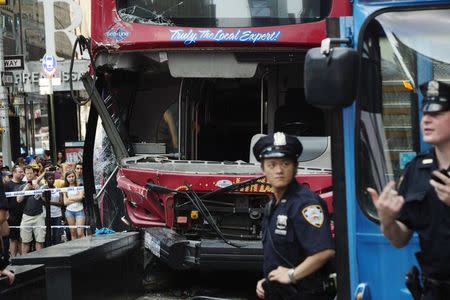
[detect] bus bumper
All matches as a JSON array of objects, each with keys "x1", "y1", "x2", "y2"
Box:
[{"x1": 144, "y1": 227, "x2": 263, "y2": 271}]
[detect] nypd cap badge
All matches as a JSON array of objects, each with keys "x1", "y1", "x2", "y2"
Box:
[{"x1": 273, "y1": 132, "x2": 287, "y2": 146}]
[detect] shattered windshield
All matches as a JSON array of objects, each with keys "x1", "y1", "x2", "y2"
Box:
[{"x1": 116, "y1": 0, "x2": 331, "y2": 27}]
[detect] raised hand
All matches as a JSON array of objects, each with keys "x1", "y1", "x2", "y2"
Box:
[{"x1": 367, "y1": 181, "x2": 405, "y2": 226}]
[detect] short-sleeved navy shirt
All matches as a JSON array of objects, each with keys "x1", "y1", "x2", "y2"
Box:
[
  {"x1": 0, "y1": 179, "x2": 7, "y2": 210},
  {"x1": 262, "y1": 180, "x2": 334, "y2": 278},
  {"x1": 5, "y1": 180, "x2": 25, "y2": 221},
  {"x1": 397, "y1": 148, "x2": 450, "y2": 280}
]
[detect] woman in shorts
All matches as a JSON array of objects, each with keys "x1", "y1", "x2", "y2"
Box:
[{"x1": 63, "y1": 170, "x2": 85, "y2": 239}]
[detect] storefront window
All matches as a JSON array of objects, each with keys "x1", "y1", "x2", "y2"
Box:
[
  {"x1": 13, "y1": 94, "x2": 49, "y2": 156},
  {"x1": 1, "y1": 0, "x2": 87, "y2": 161}
]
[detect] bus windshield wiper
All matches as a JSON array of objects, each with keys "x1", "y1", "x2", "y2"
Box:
[
  {"x1": 147, "y1": 175, "x2": 269, "y2": 200},
  {"x1": 201, "y1": 175, "x2": 268, "y2": 199}
]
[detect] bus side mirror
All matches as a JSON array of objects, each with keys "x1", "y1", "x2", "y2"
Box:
[{"x1": 304, "y1": 47, "x2": 359, "y2": 109}]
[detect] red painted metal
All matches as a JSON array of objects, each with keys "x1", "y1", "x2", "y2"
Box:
[
  {"x1": 91, "y1": 0, "x2": 342, "y2": 232},
  {"x1": 118, "y1": 167, "x2": 332, "y2": 228},
  {"x1": 91, "y1": 0, "x2": 351, "y2": 53}
]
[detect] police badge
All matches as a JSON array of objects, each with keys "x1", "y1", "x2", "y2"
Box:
[
  {"x1": 302, "y1": 205, "x2": 324, "y2": 228},
  {"x1": 275, "y1": 214, "x2": 288, "y2": 235}
]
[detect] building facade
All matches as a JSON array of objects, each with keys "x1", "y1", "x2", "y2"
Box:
[{"x1": 1, "y1": 0, "x2": 90, "y2": 164}]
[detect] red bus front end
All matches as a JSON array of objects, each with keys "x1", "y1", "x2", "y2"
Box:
[
  {"x1": 89, "y1": 0, "x2": 349, "y2": 270},
  {"x1": 92, "y1": 0, "x2": 350, "y2": 51}
]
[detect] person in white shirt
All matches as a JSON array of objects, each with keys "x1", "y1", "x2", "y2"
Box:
[
  {"x1": 63, "y1": 170, "x2": 85, "y2": 239},
  {"x1": 39, "y1": 171, "x2": 64, "y2": 245}
]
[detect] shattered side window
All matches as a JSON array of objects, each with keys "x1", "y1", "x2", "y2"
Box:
[
  {"x1": 93, "y1": 120, "x2": 117, "y2": 191},
  {"x1": 93, "y1": 120, "x2": 127, "y2": 230}
]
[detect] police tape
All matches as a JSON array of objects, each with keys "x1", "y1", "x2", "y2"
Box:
[
  {"x1": 4, "y1": 184, "x2": 104, "y2": 198},
  {"x1": 5, "y1": 186, "x2": 85, "y2": 198},
  {"x1": 9, "y1": 225, "x2": 91, "y2": 229}
]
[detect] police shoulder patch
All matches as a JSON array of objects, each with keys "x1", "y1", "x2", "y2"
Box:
[{"x1": 301, "y1": 205, "x2": 324, "y2": 228}]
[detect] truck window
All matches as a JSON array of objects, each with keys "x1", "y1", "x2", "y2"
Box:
[{"x1": 356, "y1": 9, "x2": 450, "y2": 220}]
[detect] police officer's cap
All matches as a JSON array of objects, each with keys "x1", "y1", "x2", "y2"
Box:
[
  {"x1": 253, "y1": 132, "x2": 303, "y2": 162},
  {"x1": 420, "y1": 80, "x2": 450, "y2": 113}
]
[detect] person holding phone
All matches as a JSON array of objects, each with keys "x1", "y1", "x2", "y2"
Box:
[
  {"x1": 17, "y1": 166, "x2": 45, "y2": 254},
  {"x1": 368, "y1": 80, "x2": 450, "y2": 300},
  {"x1": 38, "y1": 170, "x2": 64, "y2": 245}
]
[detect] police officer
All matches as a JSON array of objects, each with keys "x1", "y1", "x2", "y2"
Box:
[
  {"x1": 0, "y1": 173, "x2": 14, "y2": 285},
  {"x1": 368, "y1": 80, "x2": 450, "y2": 300},
  {"x1": 254, "y1": 132, "x2": 335, "y2": 300}
]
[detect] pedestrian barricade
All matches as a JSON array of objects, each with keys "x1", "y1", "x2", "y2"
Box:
[
  {"x1": 0, "y1": 264, "x2": 45, "y2": 299},
  {"x1": 11, "y1": 232, "x2": 142, "y2": 300},
  {"x1": 6, "y1": 185, "x2": 90, "y2": 245}
]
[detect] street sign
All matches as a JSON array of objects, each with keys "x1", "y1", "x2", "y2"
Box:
[
  {"x1": 4, "y1": 55, "x2": 24, "y2": 70},
  {"x1": 39, "y1": 77, "x2": 61, "y2": 87},
  {"x1": 42, "y1": 54, "x2": 57, "y2": 76},
  {"x1": 39, "y1": 86, "x2": 52, "y2": 95},
  {"x1": 1, "y1": 71, "x2": 14, "y2": 87}
]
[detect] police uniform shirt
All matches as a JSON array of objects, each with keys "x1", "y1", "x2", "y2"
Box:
[
  {"x1": 262, "y1": 180, "x2": 334, "y2": 278},
  {"x1": 0, "y1": 180, "x2": 7, "y2": 210},
  {"x1": 397, "y1": 148, "x2": 450, "y2": 280}
]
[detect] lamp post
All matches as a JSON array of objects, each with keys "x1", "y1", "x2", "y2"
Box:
[
  {"x1": 0, "y1": 16, "x2": 12, "y2": 167},
  {"x1": 41, "y1": 53, "x2": 58, "y2": 164}
]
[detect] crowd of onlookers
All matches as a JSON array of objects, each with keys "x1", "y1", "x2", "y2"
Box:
[{"x1": 0, "y1": 150, "x2": 85, "y2": 284}]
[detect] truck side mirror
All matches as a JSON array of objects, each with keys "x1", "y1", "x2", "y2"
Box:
[{"x1": 304, "y1": 44, "x2": 359, "y2": 109}]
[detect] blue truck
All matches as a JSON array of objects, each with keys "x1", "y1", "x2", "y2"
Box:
[{"x1": 304, "y1": 1, "x2": 450, "y2": 299}]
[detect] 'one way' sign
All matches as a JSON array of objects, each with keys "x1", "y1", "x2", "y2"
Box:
[{"x1": 4, "y1": 55, "x2": 24, "y2": 70}]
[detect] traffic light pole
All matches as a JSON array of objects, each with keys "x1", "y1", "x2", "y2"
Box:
[
  {"x1": 0, "y1": 24, "x2": 12, "y2": 167},
  {"x1": 49, "y1": 76, "x2": 57, "y2": 165}
]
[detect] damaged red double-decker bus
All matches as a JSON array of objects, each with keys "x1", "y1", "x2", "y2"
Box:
[{"x1": 84, "y1": 0, "x2": 350, "y2": 271}]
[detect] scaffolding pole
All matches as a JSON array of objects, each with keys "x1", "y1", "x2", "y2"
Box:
[{"x1": 0, "y1": 25, "x2": 12, "y2": 167}]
